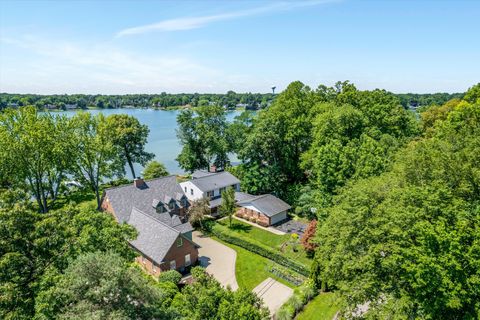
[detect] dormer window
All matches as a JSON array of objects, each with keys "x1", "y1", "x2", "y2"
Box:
[
  {"x1": 156, "y1": 205, "x2": 165, "y2": 213},
  {"x1": 169, "y1": 200, "x2": 175, "y2": 210}
]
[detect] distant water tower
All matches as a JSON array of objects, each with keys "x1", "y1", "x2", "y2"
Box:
[{"x1": 271, "y1": 86, "x2": 276, "y2": 94}]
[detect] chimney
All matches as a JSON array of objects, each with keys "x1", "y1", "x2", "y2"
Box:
[
  {"x1": 209, "y1": 164, "x2": 217, "y2": 173},
  {"x1": 134, "y1": 177, "x2": 145, "y2": 188}
]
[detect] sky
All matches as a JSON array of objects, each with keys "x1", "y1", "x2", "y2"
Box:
[{"x1": 0, "y1": 0, "x2": 479, "y2": 94}]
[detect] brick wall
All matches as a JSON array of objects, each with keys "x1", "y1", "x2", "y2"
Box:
[
  {"x1": 235, "y1": 207, "x2": 270, "y2": 227},
  {"x1": 161, "y1": 236, "x2": 199, "y2": 272}
]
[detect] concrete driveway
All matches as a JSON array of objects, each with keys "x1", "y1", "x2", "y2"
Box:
[
  {"x1": 253, "y1": 278, "x2": 293, "y2": 316},
  {"x1": 193, "y1": 231, "x2": 239, "y2": 291}
]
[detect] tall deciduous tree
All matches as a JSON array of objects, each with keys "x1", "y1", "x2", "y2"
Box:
[
  {"x1": 220, "y1": 186, "x2": 236, "y2": 227},
  {"x1": 176, "y1": 105, "x2": 229, "y2": 172},
  {"x1": 104, "y1": 114, "x2": 154, "y2": 179},
  {"x1": 238, "y1": 81, "x2": 318, "y2": 198},
  {"x1": 71, "y1": 112, "x2": 123, "y2": 209},
  {"x1": 142, "y1": 160, "x2": 169, "y2": 180},
  {"x1": 0, "y1": 107, "x2": 74, "y2": 212}
]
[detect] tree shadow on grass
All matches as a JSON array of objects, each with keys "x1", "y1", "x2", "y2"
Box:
[{"x1": 228, "y1": 222, "x2": 252, "y2": 233}]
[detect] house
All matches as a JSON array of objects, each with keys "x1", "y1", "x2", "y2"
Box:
[
  {"x1": 236, "y1": 194, "x2": 291, "y2": 227},
  {"x1": 65, "y1": 104, "x2": 78, "y2": 110},
  {"x1": 180, "y1": 169, "x2": 290, "y2": 226},
  {"x1": 101, "y1": 176, "x2": 198, "y2": 275},
  {"x1": 180, "y1": 170, "x2": 240, "y2": 215}
]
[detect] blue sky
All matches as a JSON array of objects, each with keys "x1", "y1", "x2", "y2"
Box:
[{"x1": 0, "y1": 0, "x2": 479, "y2": 94}]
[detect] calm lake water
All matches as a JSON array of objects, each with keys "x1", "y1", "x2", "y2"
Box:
[{"x1": 53, "y1": 108, "x2": 242, "y2": 175}]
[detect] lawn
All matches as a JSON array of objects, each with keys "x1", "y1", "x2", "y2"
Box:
[
  {"x1": 212, "y1": 236, "x2": 297, "y2": 291},
  {"x1": 296, "y1": 293, "x2": 340, "y2": 320},
  {"x1": 215, "y1": 218, "x2": 312, "y2": 266}
]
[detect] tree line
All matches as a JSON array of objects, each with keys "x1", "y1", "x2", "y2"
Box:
[
  {"x1": 0, "y1": 91, "x2": 276, "y2": 111},
  {"x1": 176, "y1": 81, "x2": 480, "y2": 318},
  {"x1": 0, "y1": 108, "x2": 160, "y2": 212},
  {"x1": 1, "y1": 91, "x2": 462, "y2": 112}
]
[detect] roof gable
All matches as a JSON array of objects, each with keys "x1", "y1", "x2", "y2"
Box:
[{"x1": 127, "y1": 208, "x2": 180, "y2": 264}]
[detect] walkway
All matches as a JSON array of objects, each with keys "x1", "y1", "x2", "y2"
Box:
[
  {"x1": 232, "y1": 216, "x2": 286, "y2": 235},
  {"x1": 193, "y1": 231, "x2": 239, "y2": 291},
  {"x1": 252, "y1": 277, "x2": 294, "y2": 316}
]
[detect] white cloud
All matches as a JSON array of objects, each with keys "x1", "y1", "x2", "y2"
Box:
[
  {"x1": 116, "y1": 0, "x2": 337, "y2": 37},
  {"x1": 0, "y1": 35, "x2": 224, "y2": 94}
]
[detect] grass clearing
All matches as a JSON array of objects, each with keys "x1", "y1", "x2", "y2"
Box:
[
  {"x1": 296, "y1": 292, "x2": 340, "y2": 320},
  {"x1": 212, "y1": 236, "x2": 297, "y2": 291},
  {"x1": 215, "y1": 218, "x2": 312, "y2": 266}
]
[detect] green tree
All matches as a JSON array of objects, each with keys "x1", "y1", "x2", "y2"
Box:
[
  {"x1": 104, "y1": 114, "x2": 154, "y2": 179},
  {"x1": 0, "y1": 193, "x2": 136, "y2": 319},
  {"x1": 176, "y1": 105, "x2": 229, "y2": 172},
  {"x1": 187, "y1": 198, "x2": 210, "y2": 230},
  {"x1": 313, "y1": 102, "x2": 480, "y2": 318},
  {"x1": 220, "y1": 186, "x2": 236, "y2": 227},
  {"x1": 35, "y1": 251, "x2": 168, "y2": 319},
  {"x1": 142, "y1": 160, "x2": 169, "y2": 180},
  {"x1": 169, "y1": 266, "x2": 269, "y2": 319},
  {"x1": 71, "y1": 112, "x2": 123, "y2": 209},
  {"x1": 0, "y1": 107, "x2": 74, "y2": 212},
  {"x1": 238, "y1": 81, "x2": 318, "y2": 197}
]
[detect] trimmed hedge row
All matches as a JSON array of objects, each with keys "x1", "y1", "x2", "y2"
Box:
[{"x1": 210, "y1": 228, "x2": 309, "y2": 276}]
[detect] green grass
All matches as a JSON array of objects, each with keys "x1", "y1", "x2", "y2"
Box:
[
  {"x1": 296, "y1": 293, "x2": 340, "y2": 320},
  {"x1": 212, "y1": 236, "x2": 296, "y2": 291},
  {"x1": 218, "y1": 218, "x2": 287, "y2": 246},
  {"x1": 215, "y1": 218, "x2": 312, "y2": 266}
]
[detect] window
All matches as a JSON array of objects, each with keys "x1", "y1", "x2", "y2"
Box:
[
  {"x1": 206, "y1": 190, "x2": 214, "y2": 198},
  {"x1": 185, "y1": 254, "x2": 191, "y2": 267},
  {"x1": 184, "y1": 186, "x2": 187, "y2": 192},
  {"x1": 190, "y1": 188, "x2": 193, "y2": 195},
  {"x1": 219, "y1": 187, "x2": 226, "y2": 194},
  {"x1": 169, "y1": 201, "x2": 175, "y2": 209},
  {"x1": 177, "y1": 237, "x2": 183, "y2": 247},
  {"x1": 170, "y1": 260, "x2": 176, "y2": 270}
]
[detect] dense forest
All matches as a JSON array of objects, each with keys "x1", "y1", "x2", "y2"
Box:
[
  {"x1": 0, "y1": 90, "x2": 462, "y2": 111},
  {"x1": 0, "y1": 81, "x2": 478, "y2": 319}
]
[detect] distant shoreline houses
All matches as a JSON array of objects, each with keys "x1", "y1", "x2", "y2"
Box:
[{"x1": 101, "y1": 168, "x2": 290, "y2": 276}]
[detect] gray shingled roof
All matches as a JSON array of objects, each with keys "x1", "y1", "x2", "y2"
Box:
[
  {"x1": 192, "y1": 170, "x2": 217, "y2": 179},
  {"x1": 104, "y1": 176, "x2": 192, "y2": 234},
  {"x1": 237, "y1": 194, "x2": 291, "y2": 217},
  {"x1": 190, "y1": 171, "x2": 240, "y2": 192},
  {"x1": 128, "y1": 208, "x2": 180, "y2": 264}
]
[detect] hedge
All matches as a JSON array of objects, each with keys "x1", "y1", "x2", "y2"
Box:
[{"x1": 210, "y1": 228, "x2": 309, "y2": 276}]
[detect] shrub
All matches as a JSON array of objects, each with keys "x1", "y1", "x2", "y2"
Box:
[
  {"x1": 276, "y1": 280, "x2": 319, "y2": 320},
  {"x1": 158, "y1": 270, "x2": 182, "y2": 284},
  {"x1": 210, "y1": 228, "x2": 309, "y2": 276}
]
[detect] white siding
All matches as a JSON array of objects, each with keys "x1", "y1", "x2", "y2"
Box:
[
  {"x1": 180, "y1": 181, "x2": 204, "y2": 202},
  {"x1": 269, "y1": 211, "x2": 287, "y2": 225}
]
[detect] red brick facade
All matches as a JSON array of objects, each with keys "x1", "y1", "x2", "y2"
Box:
[
  {"x1": 235, "y1": 207, "x2": 270, "y2": 227},
  {"x1": 135, "y1": 235, "x2": 198, "y2": 276}
]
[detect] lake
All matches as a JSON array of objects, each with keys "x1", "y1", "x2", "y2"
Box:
[{"x1": 53, "y1": 108, "x2": 242, "y2": 175}]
